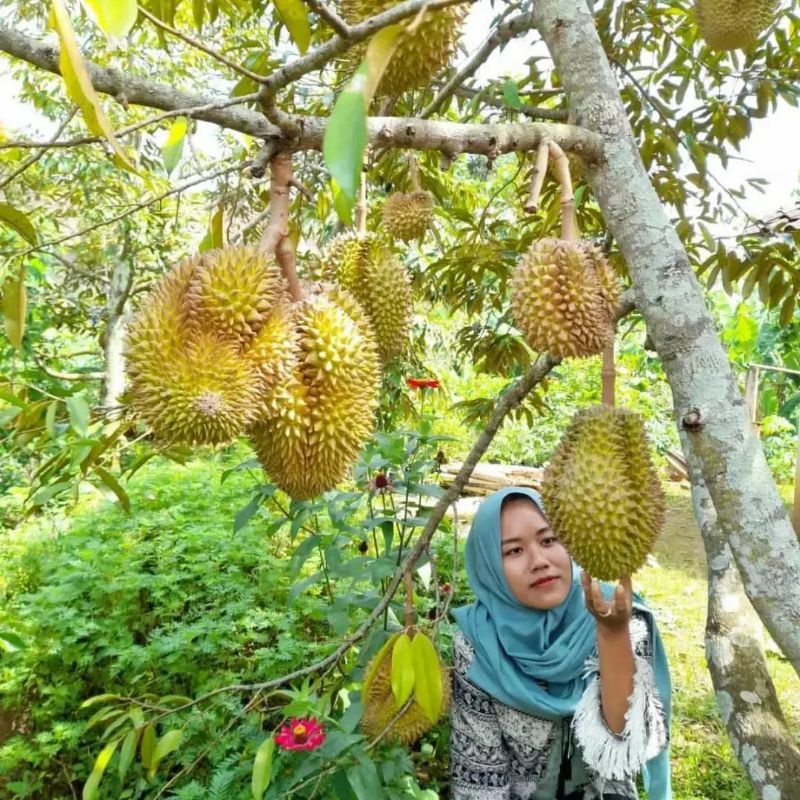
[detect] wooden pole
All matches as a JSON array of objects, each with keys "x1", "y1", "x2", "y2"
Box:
[{"x1": 601, "y1": 339, "x2": 615, "y2": 407}]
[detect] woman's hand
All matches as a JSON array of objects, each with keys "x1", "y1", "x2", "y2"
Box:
[{"x1": 580, "y1": 571, "x2": 633, "y2": 634}]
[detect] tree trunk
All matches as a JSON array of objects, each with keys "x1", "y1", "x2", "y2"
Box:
[
  {"x1": 101, "y1": 255, "x2": 133, "y2": 408},
  {"x1": 685, "y1": 446, "x2": 800, "y2": 798},
  {"x1": 532, "y1": 0, "x2": 800, "y2": 675}
]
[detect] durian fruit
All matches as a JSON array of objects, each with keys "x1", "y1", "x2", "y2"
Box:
[
  {"x1": 338, "y1": 0, "x2": 467, "y2": 96},
  {"x1": 510, "y1": 238, "x2": 618, "y2": 359},
  {"x1": 361, "y1": 633, "x2": 451, "y2": 744},
  {"x1": 185, "y1": 246, "x2": 285, "y2": 348},
  {"x1": 248, "y1": 285, "x2": 379, "y2": 500},
  {"x1": 541, "y1": 406, "x2": 665, "y2": 581},
  {"x1": 694, "y1": 0, "x2": 777, "y2": 50},
  {"x1": 322, "y1": 232, "x2": 412, "y2": 363},
  {"x1": 581, "y1": 242, "x2": 621, "y2": 320},
  {"x1": 382, "y1": 190, "x2": 434, "y2": 242}
]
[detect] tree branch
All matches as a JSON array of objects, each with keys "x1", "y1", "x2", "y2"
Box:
[
  {"x1": 449, "y1": 84, "x2": 568, "y2": 122},
  {"x1": 302, "y1": 0, "x2": 351, "y2": 37},
  {"x1": 0, "y1": 26, "x2": 602, "y2": 159}
]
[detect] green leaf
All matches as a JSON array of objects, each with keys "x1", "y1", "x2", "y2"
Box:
[
  {"x1": 33, "y1": 480, "x2": 72, "y2": 506},
  {"x1": 45, "y1": 401, "x2": 58, "y2": 438},
  {"x1": 274, "y1": 0, "x2": 311, "y2": 54},
  {"x1": 0, "y1": 203, "x2": 38, "y2": 245},
  {"x1": 49, "y1": 0, "x2": 136, "y2": 172},
  {"x1": 234, "y1": 492, "x2": 262, "y2": 533},
  {"x1": 83, "y1": 739, "x2": 119, "y2": 800},
  {"x1": 139, "y1": 723, "x2": 156, "y2": 769},
  {"x1": 390, "y1": 633, "x2": 415, "y2": 709},
  {"x1": 147, "y1": 728, "x2": 182, "y2": 778},
  {"x1": 93, "y1": 466, "x2": 131, "y2": 512},
  {"x1": 80, "y1": 0, "x2": 138, "y2": 39},
  {"x1": 162, "y1": 117, "x2": 188, "y2": 174},
  {"x1": 2, "y1": 268, "x2": 27, "y2": 352},
  {"x1": 118, "y1": 728, "x2": 140, "y2": 782},
  {"x1": 410, "y1": 633, "x2": 443, "y2": 723},
  {"x1": 192, "y1": 0, "x2": 204, "y2": 30},
  {"x1": 346, "y1": 756, "x2": 382, "y2": 800},
  {"x1": 66, "y1": 394, "x2": 90, "y2": 436},
  {"x1": 502, "y1": 79, "x2": 522, "y2": 110},
  {"x1": 251, "y1": 736, "x2": 275, "y2": 800},
  {"x1": 0, "y1": 630, "x2": 26, "y2": 652},
  {"x1": 211, "y1": 206, "x2": 224, "y2": 249}
]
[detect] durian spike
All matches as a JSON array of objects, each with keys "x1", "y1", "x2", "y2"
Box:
[
  {"x1": 260, "y1": 152, "x2": 303, "y2": 302},
  {"x1": 525, "y1": 140, "x2": 550, "y2": 214}
]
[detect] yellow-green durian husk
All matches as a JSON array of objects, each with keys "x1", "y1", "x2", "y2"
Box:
[
  {"x1": 322, "y1": 232, "x2": 412, "y2": 363},
  {"x1": 580, "y1": 242, "x2": 621, "y2": 320},
  {"x1": 248, "y1": 285, "x2": 380, "y2": 500},
  {"x1": 694, "y1": 0, "x2": 777, "y2": 50},
  {"x1": 510, "y1": 238, "x2": 615, "y2": 359},
  {"x1": 541, "y1": 406, "x2": 665, "y2": 581},
  {"x1": 382, "y1": 191, "x2": 434, "y2": 242},
  {"x1": 361, "y1": 633, "x2": 452, "y2": 745},
  {"x1": 185, "y1": 245, "x2": 285, "y2": 348},
  {"x1": 338, "y1": 0, "x2": 467, "y2": 96}
]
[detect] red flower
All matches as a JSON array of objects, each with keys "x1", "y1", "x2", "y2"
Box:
[
  {"x1": 442, "y1": 582, "x2": 452, "y2": 594},
  {"x1": 275, "y1": 717, "x2": 326, "y2": 751},
  {"x1": 367, "y1": 472, "x2": 395, "y2": 494},
  {"x1": 374, "y1": 472, "x2": 390, "y2": 489},
  {"x1": 406, "y1": 377, "x2": 440, "y2": 390}
]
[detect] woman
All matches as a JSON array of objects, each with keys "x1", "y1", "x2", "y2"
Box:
[{"x1": 450, "y1": 487, "x2": 671, "y2": 800}]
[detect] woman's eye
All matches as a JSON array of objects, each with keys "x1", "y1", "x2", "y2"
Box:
[
  {"x1": 503, "y1": 547, "x2": 522, "y2": 557},
  {"x1": 542, "y1": 536, "x2": 558, "y2": 546}
]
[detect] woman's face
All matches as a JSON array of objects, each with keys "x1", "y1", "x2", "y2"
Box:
[{"x1": 500, "y1": 498, "x2": 572, "y2": 610}]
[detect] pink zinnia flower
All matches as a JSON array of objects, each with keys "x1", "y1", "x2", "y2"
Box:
[
  {"x1": 406, "y1": 377, "x2": 440, "y2": 390},
  {"x1": 275, "y1": 717, "x2": 326, "y2": 751}
]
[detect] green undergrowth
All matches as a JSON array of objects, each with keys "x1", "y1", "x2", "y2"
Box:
[{"x1": 1, "y1": 455, "x2": 798, "y2": 799}]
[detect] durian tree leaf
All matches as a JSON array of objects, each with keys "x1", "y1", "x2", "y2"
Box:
[
  {"x1": 273, "y1": 0, "x2": 311, "y2": 55},
  {"x1": 2, "y1": 268, "x2": 27, "y2": 352},
  {"x1": 0, "y1": 630, "x2": 26, "y2": 652},
  {"x1": 502, "y1": 79, "x2": 522, "y2": 110},
  {"x1": 361, "y1": 24, "x2": 404, "y2": 99},
  {"x1": 80, "y1": 0, "x2": 138, "y2": 40},
  {"x1": 93, "y1": 466, "x2": 131, "y2": 512},
  {"x1": 49, "y1": 0, "x2": 137, "y2": 173},
  {"x1": 161, "y1": 117, "x2": 188, "y2": 174},
  {"x1": 118, "y1": 727, "x2": 140, "y2": 783},
  {"x1": 211, "y1": 206, "x2": 224, "y2": 248},
  {"x1": 251, "y1": 736, "x2": 275, "y2": 799},
  {"x1": 147, "y1": 728, "x2": 182, "y2": 779},
  {"x1": 45, "y1": 401, "x2": 58, "y2": 438},
  {"x1": 139, "y1": 723, "x2": 156, "y2": 769},
  {"x1": 192, "y1": 0, "x2": 204, "y2": 30},
  {"x1": 66, "y1": 394, "x2": 90, "y2": 436},
  {"x1": 82, "y1": 738, "x2": 119, "y2": 800},
  {"x1": 234, "y1": 492, "x2": 262, "y2": 533},
  {"x1": 0, "y1": 203, "x2": 38, "y2": 245},
  {"x1": 390, "y1": 632, "x2": 415, "y2": 709},
  {"x1": 780, "y1": 294, "x2": 796, "y2": 327},
  {"x1": 410, "y1": 633, "x2": 443, "y2": 723}
]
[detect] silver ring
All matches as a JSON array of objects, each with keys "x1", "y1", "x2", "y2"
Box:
[{"x1": 597, "y1": 607, "x2": 613, "y2": 618}]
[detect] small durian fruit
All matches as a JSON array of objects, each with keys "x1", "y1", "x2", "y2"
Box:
[
  {"x1": 361, "y1": 633, "x2": 451, "y2": 745},
  {"x1": 186, "y1": 245, "x2": 285, "y2": 348},
  {"x1": 510, "y1": 238, "x2": 618, "y2": 359},
  {"x1": 382, "y1": 190, "x2": 434, "y2": 242},
  {"x1": 248, "y1": 285, "x2": 380, "y2": 500},
  {"x1": 541, "y1": 406, "x2": 665, "y2": 581},
  {"x1": 131, "y1": 330, "x2": 263, "y2": 446},
  {"x1": 694, "y1": 0, "x2": 777, "y2": 50},
  {"x1": 322, "y1": 232, "x2": 412, "y2": 363},
  {"x1": 339, "y1": 0, "x2": 467, "y2": 96}
]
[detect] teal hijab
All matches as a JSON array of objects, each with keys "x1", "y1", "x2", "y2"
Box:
[{"x1": 452, "y1": 487, "x2": 671, "y2": 799}]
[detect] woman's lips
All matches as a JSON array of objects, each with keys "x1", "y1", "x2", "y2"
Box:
[{"x1": 531, "y1": 576, "x2": 558, "y2": 588}]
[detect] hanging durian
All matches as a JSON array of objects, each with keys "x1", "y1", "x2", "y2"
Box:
[
  {"x1": 338, "y1": 0, "x2": 467, "y2": 96},
  {"x1": 321, "y1": 232, "x2": 412, "y2": 363},
  {"x1": 510, "y1": 238, "x2": 618, "y2": 359},
  {"x1": 541, "y1": 406, "x2": 665, "y2": 580},
  {"x1": 248, "y1": 284, "x2": 380, "y2": 500},
  {"x1": 361, "y1": 632, "x2": 451, "y2": 744},
  {"x1": 382, "y1": 190, "x2": 434, "y2": 242},
  {"x1": 694, "y1": 0, "x2": 777, "y2": 50}
]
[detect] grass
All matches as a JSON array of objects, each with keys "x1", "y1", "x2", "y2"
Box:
[{"x1": 637, "y1": 483, "x2": 800, "y2": 799}]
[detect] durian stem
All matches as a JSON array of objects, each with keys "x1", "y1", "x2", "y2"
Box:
[
  {"x1": 548, "y1": 140, "x2": 577, "y2": 241},
  {"x1": 601, "y1": 338, "x2": 616, "y2": 407},
  {"x1": 409, "y1": 155, "x2": 421, "y2": 191},
  {"x1": 524, "y1": 140, "x2": 550, "y2": 213},
  {"x1": 261, "y1": 152, "x2": 303, "y2": 301},
  {"x1": 404, "y1": 568, "x2": 415, "y2": 628},
  {"x1": 355, "y1": 172, "x2": 368, "y2": 236}
]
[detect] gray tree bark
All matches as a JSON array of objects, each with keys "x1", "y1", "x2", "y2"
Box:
[
  {"x1": 532, "y1": 0, "x2": 800, "y2": 675},
  {"x1": 685, "y1": 446, "x2": 800, "y2": 799},
  {"x1": 100, "y1": 256, "x2": 132, "y2": 408}
]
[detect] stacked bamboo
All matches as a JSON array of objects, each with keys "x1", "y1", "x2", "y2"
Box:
[{"x1": 438, "y1": 462, "x2": 543, "y2": 496}]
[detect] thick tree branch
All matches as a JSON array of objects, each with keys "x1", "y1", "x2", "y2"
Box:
[
  {"x1": 302, "y1": 0, "x2": 350, "y2": 37},
  {"x1": 0, "y1": 26, "x2": 602, "y2": 160}
]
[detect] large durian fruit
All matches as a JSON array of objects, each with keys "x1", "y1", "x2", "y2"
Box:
[
  {"x1": 694, "y1": 0, "x2": 777, "y2": 50},
  {"x1": 125, "y1": 246, "x2": 296, "y2": 446},
  {"x1": 248, "y1": 284, "x2": 380, "y2": 500},
  {"x1": 338, "y1": 0, "x2": 467, "y2": 97},
  {"x1": 382, "y1": 190, "x2": 434, "y2": 242},
  {"x1": 510, "y1": 238, "x2": 620, "y2": 359},
  {"x1": 321, "y1": 232, "x2": 412, "y2": 363},
  {"x1": 361, "y1": 632, "x2": 451, "y2": 744},
  {"x1": 541, "y1": 406, "x2": 665, "y2": 581}
]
